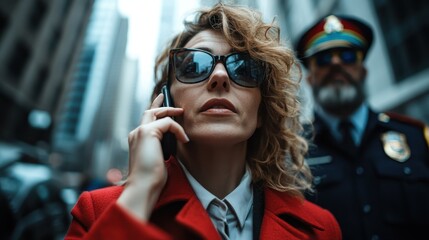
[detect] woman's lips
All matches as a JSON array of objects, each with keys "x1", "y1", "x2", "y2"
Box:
[{"x1": 200, "y1": 98, "x2": 237, "y2": 113}]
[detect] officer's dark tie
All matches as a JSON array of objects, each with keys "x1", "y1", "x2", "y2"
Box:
[{"x1": 338, "y1": 120, "x2": 357, "y2": 153}]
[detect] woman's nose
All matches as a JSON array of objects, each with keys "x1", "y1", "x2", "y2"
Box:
[{"x1": 207, "y1": 63, "x2": 230, "y2": 91}]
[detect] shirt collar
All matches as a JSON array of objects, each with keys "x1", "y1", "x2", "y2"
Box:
[
  {"x1": 315, "y1": 103, "x2": 369, "y2": 144},
  {"x1": 178, "y1": 160, "x2": 253, "y2": 228},
  {"x1": 223, "y1": 167, "x2": 253, "y2": 228}
]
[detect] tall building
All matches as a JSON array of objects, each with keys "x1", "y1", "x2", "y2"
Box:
[
  {"x1": 0, "y1": 0, "x2": 94, "y2": 156},
  {"x1": 53, "y1": 0, "x2": 130, "y2": 182},
  {"x1": 0, "y1": 1, "x2": 95, "y2": 238}
]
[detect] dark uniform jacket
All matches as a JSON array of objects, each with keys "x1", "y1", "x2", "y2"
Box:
[{"x1": 305, "y1": 109, "x2": 429, "y2": 240}]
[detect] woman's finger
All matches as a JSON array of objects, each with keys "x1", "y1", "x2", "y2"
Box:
[
  {"x1": 140, "y1": 93, "x2": 184, "y2": 125},
  {"x1": 154, "y1": 117, "x2": 189, "y2": 143},
  {"x1": 150, "y1": 93, "x2": 164, "y2": 109},
  {"x1": 139, "y1": 94, "x2": 164, "y2": 125},
  {"x1": 140, "y1": 107, "x2": 184, "y2": 125}
]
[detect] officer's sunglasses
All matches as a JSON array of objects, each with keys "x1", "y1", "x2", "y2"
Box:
[
  {"x1": 312, "y1": 48, "x2": 363, "y2": 67},
  {"x1": 169, "y1": 48, "x2": 265, "y2": 88}
]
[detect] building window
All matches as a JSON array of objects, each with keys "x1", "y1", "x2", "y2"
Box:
[
  {"x1": 0, "y1": 0, "x2": 19, "y2": 14},
  {"x1": 0, "y1": 12, "x2": 8, "y2": 41},
  {"x1": 50, "y1": 85, "x2": 62, "y2": 110},
  {"x1": 48, "y1": 28, "x2": 61, "y2": 57},
  {"x1": 7, "y1": 41, "x2": 31, "y2": 83},
  {"x1": 28, "y1": 0, "x2": 47, "y2": 31},
  {"x1": 32, "y1": 66, "x2": 48, "y2": 99},
  {"x1": 0, "y1": 95, "x2": 12, "y2": 134},
  {"x1": 60, "y1": 0, "x2": 72, "y2": 18},
  {"x1": 373, "y1": 0, "x2": 429, "y2": 82}
]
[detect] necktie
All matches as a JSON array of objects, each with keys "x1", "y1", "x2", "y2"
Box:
[
  {"x1": 207, "y1": 199, "x2": 229, "y2": 240},
  {"x1": 338, "y1": 120, "x2": 356, "y2": 153}
]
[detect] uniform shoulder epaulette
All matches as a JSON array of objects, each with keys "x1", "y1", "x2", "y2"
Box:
[
  {"x1": 379, "y1": 112, "x2": 425, "y2": 128},
  {"x1": 379, "y1": 112, "x2": 429, "y2": 148}
]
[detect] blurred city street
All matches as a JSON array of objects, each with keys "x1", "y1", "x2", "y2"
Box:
[{"x1": 0, "y1": 0, "x2": 428, "y2": 239}]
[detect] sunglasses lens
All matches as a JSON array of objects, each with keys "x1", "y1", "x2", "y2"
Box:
[
  {"x1": 340, "y1": 50, "x2": 357, "y2": 63},
  {"x1": 315, "y1": 52, "x2": 332, "y2": 66},
  {"x1": 226, "y1": 54, "x2": 263, "y2": 87},
  {"x1": 314, "y1": 49, "x2": 359, "y2": 66},
  {"x1": 173, "y1": 49, "x2": 264, "y2": 87},
  {"x1": 174, "y1": 50, "x2": 213, "y2": 83}
]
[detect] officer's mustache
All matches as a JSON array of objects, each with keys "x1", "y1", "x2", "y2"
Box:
[{"x1": 319, "y1": 65, "x2": 359, "y2": 88}]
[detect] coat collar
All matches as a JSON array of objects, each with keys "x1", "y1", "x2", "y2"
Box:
[
  {"x1": 154, "y1": 157, "x2": 326, "y2": 239},
  {"x1": 154, "y1": 157, "x2": 220, "y2": 239},
  {"x1": 264, "y1": 189, "x2": 325, "y2": 231},
  {"x1": 156, "y1": 157, "x2": 195, "y2": 206}
]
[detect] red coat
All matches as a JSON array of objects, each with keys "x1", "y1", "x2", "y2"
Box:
[{"x1": 65, "y1": 158, "x2": 341, "y2": 239}]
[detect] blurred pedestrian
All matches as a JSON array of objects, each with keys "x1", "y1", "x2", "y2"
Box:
[{"x1": 296, "y1": 14, "x2": 429, "y2": 240}]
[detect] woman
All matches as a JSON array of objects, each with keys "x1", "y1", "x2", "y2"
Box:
[{"x1": 65, "y1": 3, "x2": 341, "y2": 240}]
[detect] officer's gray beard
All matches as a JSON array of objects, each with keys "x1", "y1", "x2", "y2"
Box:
[{"x1": 312, "y1": 69, "x2": 366, "y2": 118}]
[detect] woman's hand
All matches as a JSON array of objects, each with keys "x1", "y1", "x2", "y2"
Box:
[{"x1": 117, "y1": 93, "x2": 189, "y2": 221}]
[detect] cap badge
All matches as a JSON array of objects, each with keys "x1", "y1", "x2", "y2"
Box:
[
  {"x1": 324, "y1": 15, "x2": 344, "y2": 34},
  {"x1": 381, "y1": 131, "x2": 410, "y2": 162}
]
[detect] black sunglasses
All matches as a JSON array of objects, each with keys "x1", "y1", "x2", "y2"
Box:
[
  {"x1": 169, "y1": 48, "x2": 265, "y2": 88},
  {"x1": 313, "y1": 48, "x2": 362, "y2": 67}
]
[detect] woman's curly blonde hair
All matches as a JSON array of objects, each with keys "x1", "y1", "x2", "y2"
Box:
[{"x1": 152, "y1": 3, "x2": 313, "y2": 197}]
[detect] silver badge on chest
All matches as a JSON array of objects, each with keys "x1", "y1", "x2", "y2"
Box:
[{"x1": 381, "y1": 131, "x2": 410, "y2": 162}]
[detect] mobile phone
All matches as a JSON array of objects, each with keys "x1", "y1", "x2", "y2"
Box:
[{"x1": 161, "y1": 85, "x2": 177, "y2": 160}]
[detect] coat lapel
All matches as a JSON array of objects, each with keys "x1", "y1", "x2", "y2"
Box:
[
  {"x1": 153, "y1": 157, "x2": 221, "y2": 240},
  {"x1": 261, "y1": 189, "x2": 325, "y2": 239},
  {"x1": 176, "y1": 197, "x2": 221, "y2": 240}
]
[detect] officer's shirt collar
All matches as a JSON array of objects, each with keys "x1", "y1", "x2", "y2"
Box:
[{"x1": 315, "y1": 103, "x2": 368, "y2": 145}]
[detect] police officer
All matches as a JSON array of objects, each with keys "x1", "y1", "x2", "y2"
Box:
[{"x1": 296, "y1": 15, "x2": 429, "y2": 240}]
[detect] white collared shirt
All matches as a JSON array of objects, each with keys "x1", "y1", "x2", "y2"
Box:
[{"x1": 178, "y1": 161, "x2": 253, "y2": 239}]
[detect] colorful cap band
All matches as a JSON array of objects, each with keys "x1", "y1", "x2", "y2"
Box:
[{"x1": 296, "y1": 15, "x2": 373, "y2": 66}]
